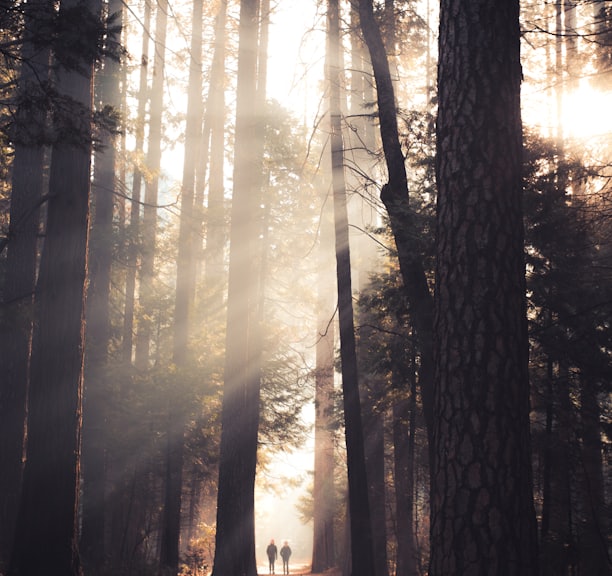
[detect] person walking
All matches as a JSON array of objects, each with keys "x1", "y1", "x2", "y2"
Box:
[
  {"x1": 266, "y1": 539, "x2": 278, "y2": 574},
  {"x1": 280, "y1": 541, "x2": 292, "y2": 575}
]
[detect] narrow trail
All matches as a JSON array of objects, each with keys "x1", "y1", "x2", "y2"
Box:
[{"x1": 257, "y1": 563, "x2": 341, "y2": 576}]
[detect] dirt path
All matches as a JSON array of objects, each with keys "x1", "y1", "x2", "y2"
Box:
[{"x1": 257, "y1": 565, "x2": 341, "y2": 576}]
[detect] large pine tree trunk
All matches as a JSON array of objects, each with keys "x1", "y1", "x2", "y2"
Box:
[
  {"x1": 212, "y1": 1, "x2": 262, "y2": 574},
  {"x1": 8, "y1": 1, "x2": 96, "y2": 574},
  {"x1": 430, "y1": 0, "x2": 539, "y2": 573},
  {"x1": 0, "y1": 0, "x2": 52, "y2": 567}
]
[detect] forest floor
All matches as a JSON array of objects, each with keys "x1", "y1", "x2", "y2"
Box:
[
  {"x1": 257, "y1": 564, "x2": 341, "y2": 576},
  {"x1": 290, "y1": 571, "x2": 340, "y2": 576}
]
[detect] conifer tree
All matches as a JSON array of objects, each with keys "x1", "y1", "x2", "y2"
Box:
[
  {"x1": 430, "y1": 0, "x2": 539, "y2": 573},
  {"x1": 9, "y1": 1, "x2": 99, "y2": 574},
  {"x1": 212, "y1": 1, "x2": 264, "y2": 574},
  {"x1": 0, "y1": 0, "x2": 53, "y2": 566}
]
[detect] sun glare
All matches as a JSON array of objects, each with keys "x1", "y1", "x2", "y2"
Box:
[
  {"x1": 562, "y1": 81, "x2": 612, "y2": 140},
  {"x1": 523, "y1": 76, "x2": 612, "y2": 143}
]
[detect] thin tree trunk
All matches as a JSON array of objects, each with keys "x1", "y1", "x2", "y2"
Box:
[
  {"x1": 542, "y1": 367, "x2": 574, "y2": 576},
  {"x1": 8, "y1": 0, "x2": 96, "y2": 573},
  {"x1": 112, "y1": 5, "x2": 152, "y2": 569},
  {"x1": 578, "y1": 377, "x2": 610, "y2": 575},
  {"x1": 186, "y1": 465, "x2": 201, "y2": 544},
  {"x1": 555, "y1": 0, "x2": 564, "y2": 144},
  {"x1": 328, "y1": 2, "x2": 375, "y2": 575},
  {"x1": 346, "y1": 11, "x2": 387, "y2": 573},
  {"x1": 81, "y1": 1, "x2": 123, "y2": 565},
  {"x1": 202, "y1": 0, "x2": 227, "y2": 312},
  {"x1": 392, "y1": 336, "x2": 418, "y2": 576},
  {"x1": 123, "y1": 0, "x2": 151, "y2": 364},
  {"x1": 357, "y1": 0, "x2": 435, "y2": 445},
  {"x1": 540, "y1": 357, "x2": 554, "y2": 542},
  {"x1": 312, "y1": 197, "x2": 336, "y2": 573},
  {"x1": 361, "y1": 386, "x2": 388, "y2": 576},
  {"x1": 0, "y1": 1, "x2": 52, "y2": 567},
  {"x1": 135, "y1": 0, "x2": 168, "y2": 370},
  {"x1": 159, "y1": 0, "x2": 204, "y2": 570}
]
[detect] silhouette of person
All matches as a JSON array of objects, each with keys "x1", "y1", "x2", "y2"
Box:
[
  {"x1": 280, "y1": 541, "x2": 292, "y2": 574},
  {"x1": 266, "y1": 539, "x2": 278, "y2": 574}
]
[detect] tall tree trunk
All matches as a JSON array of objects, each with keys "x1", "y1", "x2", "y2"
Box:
[
  {"x1": 312, "y1": 196, "x2": 336, "y2": 573},
  {"x1": 159, "y1": 0, "x2": 204, "y2": 570},
  {"x1": 346, "y1": 10, "x2": 387, "y2": 574},
  {"x1": 8, "y1": 0, "x2": 96, "y2": 573},
  {"x1": 135, "y1": 0, "x2": 168, "y2": 370},
  {"x1": 357, "y1": 0, "x2": 435, "y2": 445},
  {"x1": 392, "y1": 335, "x2": 418, "y2": 576},
  {"x1": 564, "y1": 0, "x2": 578, "y2": 90},
  {"x1": 431, "y1": 0, "x2": 539, "y2": 574},
  {"x1": 0, "y1": 0, "x2": 52, "y2": 567},
  {"x1": 328, "y1": 2, "x2": 375, "y2": 575},
  {"x1": 112, "y1": 5, "x2": 152, "y2": 564},
  {"x1": 578, "y1": 377, "x2": 610, "y2": 575},
  {"x1": 540, "y1": 357, "x2": 554, "y2": 543},
  {"x1": 123, "y1": 0, "x2": 151, "y2": 364},
  {"x1": 361, "y1": 383, "x2": 388, "y2": 576},
  {"x1": 555, "y1": 0, "x2": 564, "y2": 144},
  {"x1": 212, "y1": 1, "x2": 262, "y2": 574},
  {"x1": 542, "y1": 367, "x2": 574, "y2": 576},
  {"x1": 203, "y1": 0, "x2": 228, "y2": 313},
  {"x1": 81, "y1": 0, "x2": 123, "y2": 566}
]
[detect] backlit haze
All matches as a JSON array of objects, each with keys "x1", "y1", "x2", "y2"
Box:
[{"x1": 124, "y1": 0, "x2": 612, "y2": 569}]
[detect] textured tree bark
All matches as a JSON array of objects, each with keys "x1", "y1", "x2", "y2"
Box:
[
  {"x1": 8, "y1": 0, "x2": 96, "y2": 573},
  {"x1": 431, "y1": 0, "x2": 539, "y2": 574},
  {"x1": 0, "y1": 0, "x2": 52, "y2": 567}
]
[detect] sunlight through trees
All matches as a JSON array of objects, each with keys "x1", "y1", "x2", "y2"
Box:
[{"x1": 0, "y1": 1, "x2": 611, "y2": 576}]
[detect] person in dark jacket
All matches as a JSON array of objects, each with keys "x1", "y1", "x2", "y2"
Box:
[
  {"x1": 266, "y1": 539, "x2": 278, "y2": 574},
  {"x1": 280, "y1": 541, "x2": 292, "y2": 574}
]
